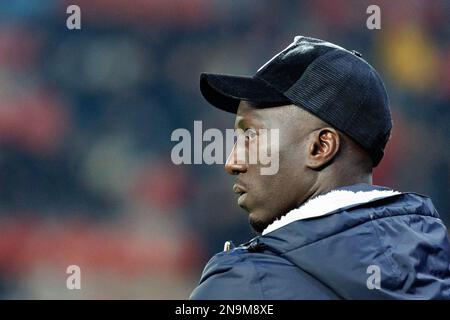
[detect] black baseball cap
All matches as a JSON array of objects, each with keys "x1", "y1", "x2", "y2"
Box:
[{"x1": 200, "y1": 36, "x2": 392, "y2": 167}]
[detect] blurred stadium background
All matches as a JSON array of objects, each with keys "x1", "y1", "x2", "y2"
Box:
[{"x1": 0, "y1": 0, "x2": 448, "y2": 299}]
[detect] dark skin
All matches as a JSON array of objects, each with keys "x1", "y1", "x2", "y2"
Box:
[{"x1": 225, "y1": 100, "x2": 373, "y2": 234}]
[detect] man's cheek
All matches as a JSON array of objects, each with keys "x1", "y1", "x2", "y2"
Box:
[{"x1": 257, "y1": 129, "x2": 280, "y2": 176}]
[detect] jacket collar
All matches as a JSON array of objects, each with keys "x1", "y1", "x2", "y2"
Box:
[{"x1": 262, "y1": 183, "x2": 400, "y2": 235}]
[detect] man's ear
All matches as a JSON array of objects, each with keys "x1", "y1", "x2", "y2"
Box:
[{"x1": 306, "y1": 128, "x2": 340, "y2": 169}]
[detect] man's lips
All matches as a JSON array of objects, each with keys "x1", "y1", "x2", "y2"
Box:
[
  {"x1": 232, "y1": 184, "x2": 247, "y2": 196},
  {"x1": 233, "y1": 184, "x2": 248, "y2": 207}
]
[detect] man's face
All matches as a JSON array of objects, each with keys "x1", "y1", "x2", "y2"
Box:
[{"x1": 225, "y1": 101, "x2": 319, "y2": 234}]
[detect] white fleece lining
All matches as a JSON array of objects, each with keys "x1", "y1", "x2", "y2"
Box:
[{"x1": 262, "y1": 189, "x2": 401, "y2": 235}]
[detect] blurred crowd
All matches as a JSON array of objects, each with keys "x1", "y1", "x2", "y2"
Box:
[{"x1": 0, "y1": 0, "x2": 448, "y2": 298}]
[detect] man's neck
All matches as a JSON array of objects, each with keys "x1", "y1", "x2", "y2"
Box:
[{"x1": 303, "y1": 173, "x2": 373, "y2": 207}]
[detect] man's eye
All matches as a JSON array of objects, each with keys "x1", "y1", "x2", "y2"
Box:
[{"x1": 244, "y1": 128, "x2": 257, "y2": 139}]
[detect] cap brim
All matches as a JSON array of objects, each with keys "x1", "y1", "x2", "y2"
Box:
[{"x1": 200, "y1": 73, "x2": 291, "y2": 114}]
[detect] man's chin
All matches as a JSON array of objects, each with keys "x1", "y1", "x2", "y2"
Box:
[
  {"x1": 238, "y1": 201, "x2": 273, "y2": 234},
  {"x1": 248, "y1": 213, "x2": 270, "y2": 235}
]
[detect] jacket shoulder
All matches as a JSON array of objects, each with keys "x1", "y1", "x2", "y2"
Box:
[
  {"x1": 190, "y1": 248, "x2": 264, "y2": 299},
  {"x1": 190, "y1": 247, "x2": 339, "y2": 300}
]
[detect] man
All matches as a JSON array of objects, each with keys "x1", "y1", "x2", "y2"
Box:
[{"x1": 190, "y1": 36, "x2": 450, "y2": 299}]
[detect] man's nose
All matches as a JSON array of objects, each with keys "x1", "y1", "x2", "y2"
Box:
[{"x1": 224, "y1": 144, "x2": 247, "y2": 175}]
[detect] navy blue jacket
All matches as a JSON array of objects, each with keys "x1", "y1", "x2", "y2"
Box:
[{"x1": 190, "y1": 184, "x2": 450, "y2": 299}]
